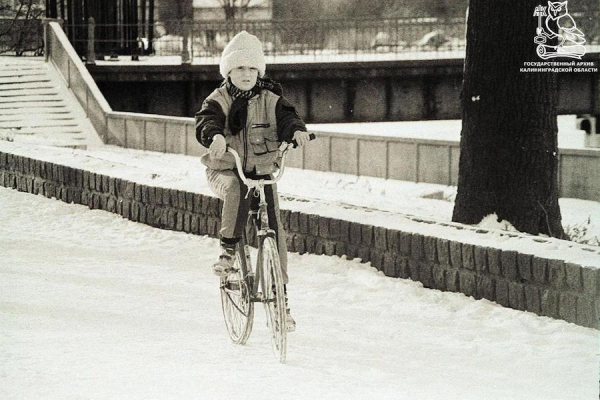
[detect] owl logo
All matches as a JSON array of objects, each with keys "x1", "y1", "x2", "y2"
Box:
[{"x1": 533, "y1": 1, "x2": 586, "y2": 59}]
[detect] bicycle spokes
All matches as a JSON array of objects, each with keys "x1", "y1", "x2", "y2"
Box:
[
  {"x1": 219, "y1": 245, "x2": 254, "y2": 345},
  {"x1": 260, "y1": 237, "x2": 287, "y2": 363}
]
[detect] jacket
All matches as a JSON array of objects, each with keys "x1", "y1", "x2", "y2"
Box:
[{"x1": 195, "y1": 86, "x2": 306, "y2": 175}]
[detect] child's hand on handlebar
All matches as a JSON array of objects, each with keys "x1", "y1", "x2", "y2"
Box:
[
  {"x1": 209, "y1": 134, "x2": 227, "y2": 159},
  {"x1": 292, "y1": 131, "x2": 311, "y2": 147}
]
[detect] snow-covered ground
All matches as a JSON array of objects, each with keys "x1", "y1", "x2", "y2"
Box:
[
  {"x1": 1, "y1": 118, "x2": 599, "y2": 399},
  {"x1": 94, "y1": 45, "x2": 600, "y2": 66},
  {"x1": 311, "y1": 115, "x2": 595, "y2": 150},
  {"x1": 96, "y1": 49, "x2": 466, "y2": 66},
  {"x1": 1, "y1": 185, "x2": 598, "y2": 400}
]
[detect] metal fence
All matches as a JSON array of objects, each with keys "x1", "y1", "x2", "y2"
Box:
[
  {"x1": 2, "y1": 11, "x2": 599, "y2": 60},
  {"x1": 64, "y1": 17, "x2": 469, "y2": 61},
  {"x1": 188, "y1": 17, "x2": 468, "y2": 57},
  {"x1": 72, "y1": 12, "x2": 600, "y2": 62}
]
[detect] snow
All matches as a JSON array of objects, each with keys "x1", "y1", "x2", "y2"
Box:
[
  {"x1": 477, "y1": 213, "x2": 518, "y2": 232},
  {"x1": 0, "y1": 124, "x2": 599, "y2": 398},
  {"x1": 94, "y1": 50, "x2": 467, "y2": 67},
  {"x1": 93, "y1": 45, "x2": 600, "y2": 66},
  {"x1": 311, "y1": 115, "x2": 594, "y2": 149},
  {"x1": 1, "y1": 185, "x2": 598, "y2": 400}
]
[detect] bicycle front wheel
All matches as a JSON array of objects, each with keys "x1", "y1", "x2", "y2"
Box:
[
  {"x1": 220, "y1": 244, "x2": 254, "y2": 345},
  {"x1": 260, "y1": 236, "x2": 287, "y2": 363}
]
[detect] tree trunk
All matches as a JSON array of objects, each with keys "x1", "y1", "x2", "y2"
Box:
[
  {"x1": 452, "y1": 0, "x2": 565, "y2": 238},
  {"x1": 148, "y1": 0, "x2": 154, "y2": 53},
  {"x1": 46, "y1": 0, "x2": 58, "y2": 18},
  {"x1": 224, "y1": 6, "x2": 236, "y2": 21}
]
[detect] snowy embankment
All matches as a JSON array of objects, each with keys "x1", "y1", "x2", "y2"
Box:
[
  {"x1": 1, "y1": 185, "x2": 598, "y2": 400},
  {"x1": 1, "y1": 139, "x2": 599, "y2": 270},
  {"x1": 311, "y1": 115, "x2": 593, "y2": 149}
]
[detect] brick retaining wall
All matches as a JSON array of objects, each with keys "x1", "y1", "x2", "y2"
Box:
[{"x1": 1, "y1": 150, "x2": 598, "y2": 329}]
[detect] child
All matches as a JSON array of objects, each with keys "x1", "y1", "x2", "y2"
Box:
[{"x1": 195, "y1": 31, "x2": 311, "y2": 331}]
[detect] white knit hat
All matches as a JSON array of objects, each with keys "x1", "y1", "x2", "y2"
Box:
[{"x1": 219, "y1": 31, "x2": 266, "y2": 78}]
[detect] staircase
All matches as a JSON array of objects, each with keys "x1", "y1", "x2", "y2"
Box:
[{"x1": 0, "y1": 57, "x2": 95, "y2": 149}]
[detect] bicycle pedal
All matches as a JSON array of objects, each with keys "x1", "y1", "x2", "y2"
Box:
[
  {"x1": 213, "y1": 264, "x2": 237, "y2": 277},
  {"x1": 286, "y1": 312, "x2": 296, "y2": 332}
]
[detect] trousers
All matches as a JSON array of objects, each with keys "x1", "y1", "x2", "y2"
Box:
[{"x1": 205, "y1": 168, "x2": 289, "y2": 284}]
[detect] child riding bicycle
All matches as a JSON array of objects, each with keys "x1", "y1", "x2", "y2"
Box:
[{"x1": 195, "y1": 31, "x2": 311, "y2": 331}]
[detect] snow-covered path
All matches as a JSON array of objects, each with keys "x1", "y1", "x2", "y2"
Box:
[{"x1": 0, "y1": 186, "x2": 597, "y2": 400}]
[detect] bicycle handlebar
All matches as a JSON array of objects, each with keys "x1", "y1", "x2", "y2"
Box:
[
  {"x1": 290, "y1": 133, "x2": 316, "y2": 149},
  {"x1": 227, "y1": 133, "x2": 316, "y2": 189}
]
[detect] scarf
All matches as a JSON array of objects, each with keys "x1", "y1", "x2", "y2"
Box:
[{"x1": 225, "y1": 77, "x2": 283, "y2": 136}]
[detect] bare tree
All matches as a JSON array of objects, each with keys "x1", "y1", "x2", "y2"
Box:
[
  {"x1": 218, "y1": 0, "x2": 252, "y2": 20},
  {"x1": 272, "y1": 0, "x2": 469, "y2": 20},
  {"x1": 0, "y1": 0, "x2": 44, "y2": 56},
  {"x1": 156, "y1": 0, "x2": 192, "y2": 35},
  {"x1": 452, "y1": 0, "x2": 565, "y2": 238}
]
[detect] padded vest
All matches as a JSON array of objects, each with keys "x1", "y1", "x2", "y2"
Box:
[{"x1": 200, "y1": 86, "x2": 281, "y2": 175}]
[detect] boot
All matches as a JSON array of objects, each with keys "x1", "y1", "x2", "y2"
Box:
[
  {"x1": 284, "y1": 285, "x2": 296, "y2": 332},
  {"x1": 285, "y1": 300, "x2": 296, "y2": 332},
  {"x1": 213, "y1": 240, "x2": 236, "y2": 277}
]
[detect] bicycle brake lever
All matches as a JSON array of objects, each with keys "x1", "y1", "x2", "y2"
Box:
[{"x1": 278, "y1": 142, "x2": 290, "y2": 152}]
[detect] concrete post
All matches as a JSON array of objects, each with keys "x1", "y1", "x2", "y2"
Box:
[
  {"x1": 42, "y1": 18, "x2": 63, "y2": 62},
  {"x1": 87, "y1": 17, "x2": 96, "y2": 65},
  {"x1": 181, "y1": 19, "x2": 191, "y2": 64}
]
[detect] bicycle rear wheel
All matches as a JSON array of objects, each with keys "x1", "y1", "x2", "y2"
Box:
[
  {"x1": 220, "y1": 243, "x2": 254, "y2": 344},
  {"x1": 260, "y1": 236, "x2": 287, "y2": 363}
]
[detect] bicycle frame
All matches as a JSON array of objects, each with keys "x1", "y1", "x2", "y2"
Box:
[
  {"x1": 227, "y1": 144, "x2": 292, "y2": 303},
  {"x1": 220, "y1": 136, "x2": 313, "y2": 361}
]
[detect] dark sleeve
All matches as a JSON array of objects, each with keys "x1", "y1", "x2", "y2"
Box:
[
  {"x1": 275, "y1": 96, "x2": 307, "y2": 143},
  {"x1": 195, "y1": 99, "x2": 226, "y2": 148}
]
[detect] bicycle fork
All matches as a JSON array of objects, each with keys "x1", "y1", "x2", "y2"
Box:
[{"x1": 249, "y1": 204, "x2": 277, "y2": 304}]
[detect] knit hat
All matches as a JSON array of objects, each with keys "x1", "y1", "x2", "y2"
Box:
[{"x1": 219, "y1": 31, "x2": 266, "y2": 78}]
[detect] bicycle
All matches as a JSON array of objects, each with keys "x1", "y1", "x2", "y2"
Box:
[{"x1": 219, "y1": 134, "x2": 314, "y2": 363}]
